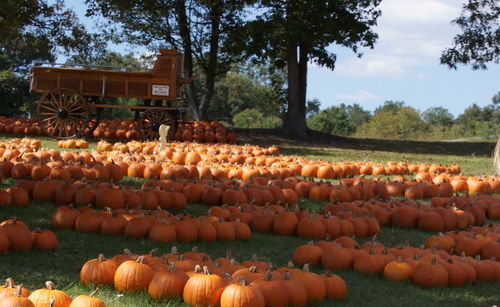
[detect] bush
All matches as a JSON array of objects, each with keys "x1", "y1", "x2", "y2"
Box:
[{"x1": 232, "y1": 108, "x2": 282, "y2": 128}]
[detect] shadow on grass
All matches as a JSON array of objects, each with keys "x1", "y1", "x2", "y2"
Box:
[{"x1": 234, "y1": 128, "x2": 497, "y2": 157}]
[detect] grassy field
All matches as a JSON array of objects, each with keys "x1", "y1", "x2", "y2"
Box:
[{"x1": 0, "y1": 134, "x2": 499, "y2": 306}]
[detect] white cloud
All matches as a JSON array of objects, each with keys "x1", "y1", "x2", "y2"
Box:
[
  {"x1": 335, "y1": 54, "x2": 413, "y2": 78},
  {"x1": 336, "y1": 90, "x2": 381, "y2": 102},
  {"x1": 331, "y1": 0, "x2": 462, "y2": 79},
  {"x1": 381, "y1": 0, "x2": 460, "y2": 24}
]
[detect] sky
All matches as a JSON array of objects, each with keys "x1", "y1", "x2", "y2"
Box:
[{"x1": 64, "y1": 0, "x2": 499, "y2": 117}]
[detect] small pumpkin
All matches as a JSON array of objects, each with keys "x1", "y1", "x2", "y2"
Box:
[{"x1": 68, "y1": 289, "x2": 105, "y2": 307}]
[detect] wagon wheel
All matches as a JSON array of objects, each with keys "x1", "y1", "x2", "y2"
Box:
[
  {"x1": 139, "y1": 108, "x2": 176, "y2": 140},
  {"x1": 36, "y1": 88, "x2": 90, "y2": 139},
  {"x1": 84, "y1": 97, "x2": 100, "y2": 137}
]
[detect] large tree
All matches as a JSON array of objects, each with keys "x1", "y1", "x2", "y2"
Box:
[
  {"x1": 441, "y1": 0, "x2": 500, "y2": 70},
  {"x1": 86, "y1": 0, "x2": 250, "y2": 120},
  {"x1": 0, "y1": 0, "x2": 104, "y2": 115},
  {"x1": 235, "y1": 0, "x2": 381, "y2": 136}
]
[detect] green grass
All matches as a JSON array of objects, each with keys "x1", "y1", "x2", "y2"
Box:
[{"x1": 0, "y1": 134, "x2": 499, "y2": 306}]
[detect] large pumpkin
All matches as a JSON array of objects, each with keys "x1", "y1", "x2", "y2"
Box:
[
  {"x1": 28, "y1": 281, "x2": 72, "y2": 307},
  {"x1": 220, "y1": 277, "x2": 265, "y2": 307},
  {"x1": 183, "y1": 266, "x2": 226, "y2": 306},
  {"x1": 148, "y1": 263, "x2": 188, "y2": 299},
  {"x1": 114, "y1": 256, "x2": 154, "y2": 292},
  {"x1": 80, "y1": 254, "x2": 118, "y2": 286}
]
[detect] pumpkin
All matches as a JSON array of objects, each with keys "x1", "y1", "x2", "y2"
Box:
[
  {"x1": 292, "y1": 241, "x2": 323, "y2": 266},
  {"x1": 75, "y1": 211, "x2": 103, "y2": 233},
  {"x1": 28, "y1": 281, "x2": 72, "y2": 307},
  {"x1": 183, "y1": 266, "x2": 227, "y2": 306},
  {"x1": 114, "y1": 256, "x2": 154, "y2": 292},
  {"x1": 383, "y1": 257, "x2": 413, "y2": 282},
  {"x1": 281, "y1": 271, "x2": 308, "y2": 307},
  {"x1": 32, "y1": 180, "x2": 57, "y2": 201},
  {"x1": 273, "y1": 211, "x2": 298, "y2": 236},
  {"x1": 0, "y1": 285, "x2": 35, "y2": 307},
  {"x1": 54, "y1": 182, "x2": 77, "y2": 206},
  {"x1": 80, "y1": 254, "x2": 118, "y2": 286},
  {"x1": 321, "y1": 244, "x2": 353, "y2": 271},
  {"x1": 6, "y1": 187, "x2": 28, "y2": 206},
  {"x1": 95, "y1": 186, "x2": 124, "y2": 210},
  {"x1": 294, "y1": 264, "x2": 326, "y2": 303},
  {"x1": 51, "y1": 205, "x2": 80, "y2": 229},
  {"x1": 174, "y1": 219, "x2": 198, "y2": 242},
  {"x1": 322, "y1": 271, "x2": 347, "y2": 300},
  {"x1": 411, "y1": 258, "x2": 449, "y2": 288},
  {"x1": 220, "y1": 277, "x2": 265, "y2": 307},
  {"x1": 0, "y1": 232, "x2": 9, "y2": 253},
  {"x1": 0, "y1": 217, "x2": 32, "y2": 252},
  {"x1": 31, "y1": 229, "x2": 58, "y2": 250},
  {"x1": 68, "y1": 289, "x2": 105, "y2": 307},
  {"x1": 148, "y1": 263, "x2": 189, "y2": 299},
  {"x1": 250, "y1": 270, "x2": 287, "y2": 307},
  {"x1": 0, "y1": 278, "x2": 30, "y2": 299},
  {"x1": 99, "y1": 212, "x2": 127, "y2": 235}
]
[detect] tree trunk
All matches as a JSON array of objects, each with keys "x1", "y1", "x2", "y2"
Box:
[
  {"x1": 283, "y1": 42, "x2": 308, "y2": 137},
  {"x1": 198, "y1": 3, "x2": 221, "y2": 120},
  {"x1": 175, "y1": 0, "x2": 200, "y2": 120}
]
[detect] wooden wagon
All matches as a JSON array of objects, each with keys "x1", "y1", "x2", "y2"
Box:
[{"x1": 30, "y1": 49, "x2": 193, "y2": 140}]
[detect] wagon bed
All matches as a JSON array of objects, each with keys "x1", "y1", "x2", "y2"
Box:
[{"x1": 30, "y1": 49, "x2": 192, "y2": 140}]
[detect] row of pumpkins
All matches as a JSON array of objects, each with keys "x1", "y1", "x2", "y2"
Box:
[
  {"x1": 0, "y1": 117, "x2": 237, "y2": 143},
  {"x1": 79, "y1": 247, "x2": 347, "y2": 307},
  {"x1": 0, "y1": 218, "x2": 57, "y2": 253},
  {"x1": 292, "y1": 224, "x2": 500, "y2": 288},
  {"x1": 0, "y1": 279, "x2": 104, "y2": 307},
  {"x1": 51, "y1": 205, "x2": 252, "y2": 243}
]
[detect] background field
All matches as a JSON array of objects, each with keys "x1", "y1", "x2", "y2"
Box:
[{"x1": 0, "y1": 134, "x2": 499, "y2": 307}]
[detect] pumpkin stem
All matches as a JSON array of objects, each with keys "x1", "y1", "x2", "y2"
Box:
[
  {"x1": 302, "y1": 263, "x2": 310, "y2": 272},
  {"x1": 149, "y1": 248, "x2": 157, "y2": 257},
  {"x1": 4, "y1": 278, "x2": 14, "y2": 289},
  {"x1": 168, "y1": 262, "x2": 177, "y2": 272},
  {"x1": 225, "y1": 250, "x2": 232, "y2": 259},
  {"x1": 248, "y1": 266, "x2": 258, "y2": 273},
  {"x1": 97, "y1": 253, "x2": 106, "y2": 262},
  {"x1": 191, "y1": 246, "x2": 199, "y2": 253},
  {"x1": 48, "y1": 297, "x2": 56, "y2": 307},
  {"x1": 14, "y1": 285, "x2": 23, "y2": 297},
  {"x1": 202, "y1": 265, "x2": 212, "y2": 275},
  {"x1": 264, "y1": 270, "x2": 273, "y2": 281},
  {"x1": 123, "y1": 248, "x2": 134, "y2": 257},
  {"x1": 283, "y1": 271, "x2": 292, "y2": 280},
  {"x1": 45, "y1": 281, "x2": 56, "y2": 290},
  {"x1": 237, "y1": 276, "x2": 248, "y2": 286},
  {"x1": 89, "y1": 288, "x2": 100, "y2": 297},
  {"x1": 136, "y1": 255, "x2": 145, "y2": 264},
  {"x1": 170, "y1": 246, "x2": 178, "y2": 255},
  {"x1": 193, "y1": 265, "x2": 202, "y2": 274}
]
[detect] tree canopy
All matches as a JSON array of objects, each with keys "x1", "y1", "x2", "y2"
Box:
[
  {"x1": 85, "y1": 0, "x2": 251, "y2": 120},
  {"x1": 233, "y1": 0, "x2": 382, "y2": 135},
  {"x1": 0, "y1": 0, "x2": 103, "y2": 115},
  {"x1": 441, "y1": 0, "x2": 500, "y2": 70}
]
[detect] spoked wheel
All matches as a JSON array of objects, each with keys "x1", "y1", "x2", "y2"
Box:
[
  {"x1": 84, "y1": 97, "x2": 100, "y2": 138},
  {"x1": 139, "y1": 108, "x2": 176, "y2": 140},
  {"x1": 36, "y1": 88, "x2": 90, "y2": 139}
]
